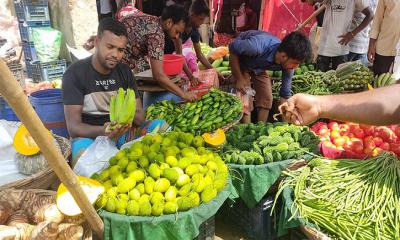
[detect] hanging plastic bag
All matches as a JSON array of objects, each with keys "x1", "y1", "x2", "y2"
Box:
[
  {"x1": 73, "y1": 136, "x2": 118, "y2": 177},
  {"x1": 32, "y1": 27, "x2": 62, "y2": 62},
  {"x1": 236, "y1": 87, "x2": 255, "y2": 115}
]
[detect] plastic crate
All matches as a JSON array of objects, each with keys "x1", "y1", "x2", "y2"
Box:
[
  {"x1": 195, "y1": 216, "x2": 215, "y2": 240},
  {"x1": 7, "y1": 63, "x2": 25, "y2": 88},
  {"x1": 18, "y1": 20, "x2": 51, "y2": 42},
  {"x1": 32, "y1": 59, "x2": 67, "y2": 82},
  {"x1": 26, "y1": 60, "x2": 33, "y2": 78},
  {"x1": 221, "y1": 196, "x2": 277, "y2": 240},
  {"x1": 22, "y1": 41, "x2": 38, "y2": 61},
  {"x1": 14, "y1": 0, "x2": 50, "y2": 22}
]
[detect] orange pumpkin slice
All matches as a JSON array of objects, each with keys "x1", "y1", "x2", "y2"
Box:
[
  {"x1": 13, "y1": 124, "x2": 40, "y2": 156},
  {"x1": 202, "y1": 129, "x2": 226, "y2": 148}
]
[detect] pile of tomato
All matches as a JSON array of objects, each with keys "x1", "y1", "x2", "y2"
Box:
[{"x1": 311, "y1": 121, "x2": 400, "y2": 159}]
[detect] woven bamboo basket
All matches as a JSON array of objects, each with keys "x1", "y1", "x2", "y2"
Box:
[
  {"x1": 0, "y1": 133, "x2": 71, "y2": 190},
  {"x1": 300, "y1": 225, "x2": 331, "y2": 240},
  {"x1": 0, "y1": 188, "x2": 92, "y2": 239}
]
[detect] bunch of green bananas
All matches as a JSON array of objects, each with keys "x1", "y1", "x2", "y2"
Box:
[{"x1": 109, "y1": 88, "x2": 136, "y2": 129}]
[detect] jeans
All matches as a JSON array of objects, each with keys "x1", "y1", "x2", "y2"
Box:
[
  {"x1": 317, "y1": 55, "x2": 348, "y2": 72},
  {"x1": 348, "y1": 52, "x2": 369, "y2": 66},
  {"x1": 143, "y1": 91, "x2": 182, "y2": 109}
]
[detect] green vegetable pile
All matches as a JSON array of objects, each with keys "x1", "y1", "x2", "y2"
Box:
[
  {"x1": 273, "y1": 71, "x2": 343, "y2": 99},
  {"x1": 93, "y1": 131, "x2": 229, "y2": 216},
  {"x1": 335, "y1": 61, "x2": 374, "y2": 90},
  {"x1": 223, "y1": 122, "x2": 320, "y2": 165},
  {"x1": 276, "y1": 152, "x2": 400, "y2": 240},
  {"x1": 200, "y1": 55, "x2": 231, "y2": 76},
  {"x1": 269, "y1": 63, "x2": 315, "y2": 79},
  {"x1": 146, "y1": 89, "x2": 242, "y2": 135}
]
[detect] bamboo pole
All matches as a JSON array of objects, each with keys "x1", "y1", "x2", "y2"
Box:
[
  {"x1": 0, "y1": 59, "x2": 104, "y2": 238},
  {"x1": 296, "y1": 4, "x2": 326, "y2": 31}
]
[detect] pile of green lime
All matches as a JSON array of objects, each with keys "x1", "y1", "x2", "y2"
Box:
[{"x1": 92, "y1": 131, "x2": 229, "y2": 216}]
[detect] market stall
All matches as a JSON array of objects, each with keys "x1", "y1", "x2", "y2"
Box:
[{"x1": 1, "y1": 0, "x2": 400, "y2": 239}]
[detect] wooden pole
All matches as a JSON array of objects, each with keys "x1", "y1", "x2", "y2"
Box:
[
  {"x1": 296, "y1": 4, "x2": 326, "y2": 31},
  {"x1": 0, "y1": 59, "x2": 104, "y2": 238}
]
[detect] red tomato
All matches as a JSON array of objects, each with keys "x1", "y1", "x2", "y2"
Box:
[
  {"x1": 334, "y1": 137, "x2": 346, "y2": 146},
  {"x1": 339, "y1": 128, "x2": 349, "y2": 136},
  {"x1": 363, "y1": 136, "x2": 375, "y2": 145},
  {"x1": 349, "y1": 123, "x2": 360, "y2": 132},
  {"x1": 363, "y1": 146, "x2": 375, "y2": 155},
  {"x1": 390, "y1": 143, "x2": 400, "y2": 155},
  {"x1": 318, "y1": 128, "x2": 329, "y2": 136},
  {"x1": 343, "y1": 142, "x2": 352, "y2": 151},
  {"x1": 376, "y1": 127, "x2": 397, "y2": 143},
  {"x1": 359, "y1": 125, "x2": 375, "y2": 136},
  {"x1": 323, "y1": 141, "x2": 334, "y2": 148},
  {"x1": 328, "y1": 122, "x2": 339, "y2": 130},
  {"x1": 351, "y1": 141, "x2": 364, "y2": 154},
  {"x1": 353, "y1": 128, "x2": 365, "y2": 139},
  {"x1": 394, "y1": 127, "x2": 400, "y2": 138},
  {"x1": 373, "y1": 137, "x2": 384, "y2": 147},
  {"x1": 311, "y1": 122, "x2": 326, "y2": 133},
  {"x1": 339, "y1": 124, "x2": 350, "y2": 131},
  {"x1": 380, "y1": 142, "x2": 390, "y2": 151},
  {"x1": 331, "y1": 131, "x2": 341, "y2": 139},
  {"x1": 371, "y1": 148, "x2": 382, "y2": 157}
]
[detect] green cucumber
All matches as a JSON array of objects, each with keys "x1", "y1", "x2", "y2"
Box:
[
  {"x1": 211, "y1": 58, "x2": 223, "y2": 68},
  {"x1": 222, "y1": 61, "x2": 230, "y2": 67},
  {"x1": 216, "y1": 67, "x2": 229, "y2": 73}
]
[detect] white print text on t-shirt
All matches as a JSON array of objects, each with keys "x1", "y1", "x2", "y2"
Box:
[{"x1": 95, "y1": 79, "x2": 116, "y2": 90}]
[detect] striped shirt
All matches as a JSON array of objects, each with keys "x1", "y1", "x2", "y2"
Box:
[{"x1": 349, "y1": 0, "x2": 377, "y2": 54}]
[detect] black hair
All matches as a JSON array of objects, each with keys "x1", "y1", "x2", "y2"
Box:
[
  {"x1": 97, "y1": 17, "x2": 128, "y2": 38},
  {"x1": 190, "y1": 0, "x2": 209, "y2": 16},
  {"x1": 277, "y1": 31, "x2": 312, "y2": 62},
  {"x1": 161, "y1": 4, "x2": 189, "y2": 24}
]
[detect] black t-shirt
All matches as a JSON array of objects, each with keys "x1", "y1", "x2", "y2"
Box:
[
  {"x1": 62, "y1": 56, "x2": 139, "y2": 126},
  {"x1": 164, "y1": 27, "x2": 201, "y2": 54}
]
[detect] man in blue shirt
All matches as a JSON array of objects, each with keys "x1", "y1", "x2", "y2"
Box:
[{"x1": 229, "y1": 30, "x2": 312, "y2": 123}]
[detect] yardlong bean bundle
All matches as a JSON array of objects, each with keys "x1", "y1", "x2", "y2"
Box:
[
  {"x1": 275, "y1": 152, "x2": 400, "y2": 240},
  {"x1": 272, "y1": 71, "x2": 344, "y2": 99}
]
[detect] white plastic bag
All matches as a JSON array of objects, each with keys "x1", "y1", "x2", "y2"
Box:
[{"x1": 73, "y1": 136, "x2": 118, "y2": 177}]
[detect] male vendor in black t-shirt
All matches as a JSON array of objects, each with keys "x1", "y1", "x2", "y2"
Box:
[{"x1": 62, "y1": 18, "x2": 145, "y2": 163}]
